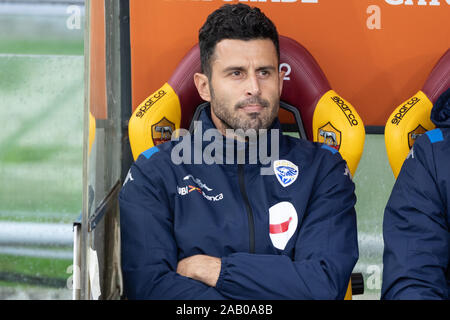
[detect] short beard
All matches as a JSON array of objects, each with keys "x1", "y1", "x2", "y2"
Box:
[{"x1": 210, "y1": 87, "x2": 279, "y2": 133}]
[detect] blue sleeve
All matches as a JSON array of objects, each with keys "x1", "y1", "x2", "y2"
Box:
[
  {"x1": 215, "y1": 155, "x2": 359, "y2": 299},
  {"x1": 119, "y1": 156, "x2": 227, "y2": 300},
  {"x1": 381, "y1": 134, "x2": 449, "y2": 300}
]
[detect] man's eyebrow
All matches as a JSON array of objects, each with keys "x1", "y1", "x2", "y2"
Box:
[
  {"x1": 222, "y1": 66, "x2": 246, "y2": 73},
  {"x1": 256, "y1": 66, "x2": 277, "y2": 72},
  {"x1": 222, "y1": 65, "x2": 277, "y2": 73}
]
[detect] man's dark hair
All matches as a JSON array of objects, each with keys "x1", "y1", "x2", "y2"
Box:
[{"x1": 199, "y1": 3, "x2": 280, "y2": 78}]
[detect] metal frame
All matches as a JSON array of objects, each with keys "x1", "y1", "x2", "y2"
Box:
[{"x1": 75, "y1": 0, "x2": 131, "y2": 300}]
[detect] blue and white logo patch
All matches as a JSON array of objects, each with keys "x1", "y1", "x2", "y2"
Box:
[{"x1": 273, "y1": 160, "x2": 299, "y2": 188}]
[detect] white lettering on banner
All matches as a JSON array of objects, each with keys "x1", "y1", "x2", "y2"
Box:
[
  {"x1": 385, "y1": 0, "x2": 449, "y2": 5},
  {"x1": 171, "y1": 123, "x2": 280, "y2": 176},
  {"x1": 366, "y1": 5, "x2": 381, "y2": 30},
  {"x1": 66, "y1": 5, "x2": 81, "y2": 30},
  {"x1": 66, "y1": 264, "x2": 80, "y2": 290}
]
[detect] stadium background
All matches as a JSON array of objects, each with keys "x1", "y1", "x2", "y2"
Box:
[{"x1": 1, "y1": 0, "x2": 449, "y2": 299}]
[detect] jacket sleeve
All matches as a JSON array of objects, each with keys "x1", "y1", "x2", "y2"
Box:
[
  {"x1": 119, "y1": 156, "x2": 227, "y2": 300},
  {"x1": 215, "y1": 153, "x2": 359, "y2": 299},
  {"x1": 381, "y1": 134, "x2": 449, "y2": 300}
]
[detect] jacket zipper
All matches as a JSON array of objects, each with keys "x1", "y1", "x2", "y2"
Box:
[{"x1": 238, "y1": 164, "x2": 255, "y2": 254}]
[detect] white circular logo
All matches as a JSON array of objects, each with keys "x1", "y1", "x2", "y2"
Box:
[{"x1": 269, "y1": 202, "x2": 298, "y2": 250}]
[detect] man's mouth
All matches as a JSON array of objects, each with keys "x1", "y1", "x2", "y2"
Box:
[
  {"x1": 236, "y1": 97, "x2": 269, "y2": 114},
  {"x1": 240, "y1": 104, "x2": 264, "y2": 113}
]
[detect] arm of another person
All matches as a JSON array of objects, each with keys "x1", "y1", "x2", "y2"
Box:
[
  {"x1": 381, "y1": 133, "x2": 449, "y2": 300},
  {"x1": 119, "y1": 155, "x2": 227, "y2": 300}
]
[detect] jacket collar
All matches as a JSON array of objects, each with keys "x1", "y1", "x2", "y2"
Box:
[
  {"x1": 189, "y1": 104, "x2": 284, "y2": 170},
  {"x1": 431, "y1": 87, "x2": 450, "y2": 128}
]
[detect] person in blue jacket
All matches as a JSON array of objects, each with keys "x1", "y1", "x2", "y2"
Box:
[
  {"x1": 382, "y1": 87, "x2": 450, "y2": 300},
  {"x1": 119, "y1": 3, "x2": 358, "y2": 300}
]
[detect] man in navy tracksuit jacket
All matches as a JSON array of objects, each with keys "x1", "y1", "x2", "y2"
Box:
[
  {"x1": 119, "y1": 4, "x2": 358, "y2": 300},
  {"x1": 382, "y1": 87, "x2": 450, "y2": 299}
]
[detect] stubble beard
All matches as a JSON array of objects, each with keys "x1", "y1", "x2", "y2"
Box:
[{"x1": 210, "y1": 88, "x2": 279, "y2": 135}]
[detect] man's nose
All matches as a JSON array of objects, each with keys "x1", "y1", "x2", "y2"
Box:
[{"x1": 245, "y1": 74, "x2": 261, "y2": 97}]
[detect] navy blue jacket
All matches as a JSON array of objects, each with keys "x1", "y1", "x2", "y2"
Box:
[
  {"x1": 119, "y1": 106, "x2": 358, "y2": 300},
  {"x1": 382, "y1": 88, "x2": 450, "y2": 299}
]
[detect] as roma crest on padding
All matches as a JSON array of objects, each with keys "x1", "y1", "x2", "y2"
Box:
[
  {"x1": 269, "y1": 202, "x2": 298, "y2": 250},
  {"x1": 151, "y1": 117, "x2": 175, "y2": 146},
  {"x1": 408, "y1": 124, "x2": 427, "y2": 149},
  {"x1": 317, "y1": 122, "x2": 341, "y2": 150},
  {"x1": 273, "y1": 160, "x2": 299, "y2": 188}
]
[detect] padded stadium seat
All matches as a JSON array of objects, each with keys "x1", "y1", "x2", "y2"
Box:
[
  {"x1": 385, "y1": 49, "x2": 450, "y2": 178},
  {"x1": 128, "y1": 35, "x2": 365, "y2": 177},
  {"x1": 127, "y1": 35, "x2": 366, "y2": 299}
]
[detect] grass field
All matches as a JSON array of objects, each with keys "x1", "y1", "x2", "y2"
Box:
[
  {"x1": 0, "y1": 38, "x2": 84, "y2": 56},
  {"x1": 0, "y1": 15, "x2": 84, "y2": 296},
  {"x1": 0, "y1": 54, "x2": 84, "y2": 223}
]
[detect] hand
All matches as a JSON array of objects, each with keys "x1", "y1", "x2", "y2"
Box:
[{"x1": 177, "y1": 254, "x2": 221, "y2": 287}]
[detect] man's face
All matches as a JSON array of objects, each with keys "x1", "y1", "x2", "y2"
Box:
[{"x1": 197, "y1": 39, "x2": 284, "y2": 133}]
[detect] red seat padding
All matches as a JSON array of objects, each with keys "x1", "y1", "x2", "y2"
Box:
[{"x1": 168, "y1": 35, "x2": 331, "y2": 140}]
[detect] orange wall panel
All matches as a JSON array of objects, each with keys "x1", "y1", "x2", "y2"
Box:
[{"x1": 129, "y1": 0, "x2": 450, "y2": 126}]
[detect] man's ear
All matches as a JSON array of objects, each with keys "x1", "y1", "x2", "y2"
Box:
[{"x1": 194, "y1": 73, "x2": 211, "y2": 102}]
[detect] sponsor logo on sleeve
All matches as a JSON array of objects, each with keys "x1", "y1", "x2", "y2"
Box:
[
  {"x1": 269, "y1": 202, "x2": 298, "y2": 250},
  {"x1": 406, "y1": 146, "x2": 415, "y2": 160},
  {"x1": 123, "y1": 169, "x2": 134, "y2": 186},
  {"x1": 344, "y1": 164, "x2": 352, "y2": 180},
  {"x1": 177, "y1": 175, "x2": 223, "y2": 202}
]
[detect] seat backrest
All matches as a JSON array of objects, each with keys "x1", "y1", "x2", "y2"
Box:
[
  {"x1": 128, "y1": 35, "x2": 365, "y2": 176},
  {"x1": 385, "y1": 49, "x2": 450, "y2": 178}
]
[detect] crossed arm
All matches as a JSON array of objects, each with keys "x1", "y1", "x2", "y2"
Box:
[
  {"x1": 177, "y1": 255, "x2": 221, "y2": 287},
  {"x1": 120, "y1": 155, "x2": 358, "y2": 299},
  {"x1": 176, "y1": 169, "x2": 357, "y2": 299}
]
